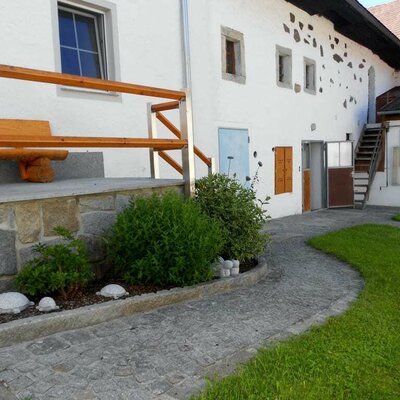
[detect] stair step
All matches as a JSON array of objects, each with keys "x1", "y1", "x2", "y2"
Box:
[
  {"x1": 356, "y1": 157, "x2": 372, "y2": 161},
  {"x1": 355, "y1": 194, "x2": 366, "y2": 201},
  {"x1": 354, "y1": 172, "x2": 369, "y2": 178}
]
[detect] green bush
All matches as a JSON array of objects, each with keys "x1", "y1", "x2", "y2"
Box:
[
  {"x1": 15, "y1": 227, "x2": 93, "y2": 299},
  {"x1": 106, "y1": 191, "x2": 224, "y2": 286},
  {"x1": 195, "y1": 174, "x2": 270, "y2": 262}
]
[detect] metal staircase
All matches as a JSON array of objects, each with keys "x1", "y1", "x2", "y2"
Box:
[{"x1": 353, "y1": 123, "x2": 387, "y2": 209}]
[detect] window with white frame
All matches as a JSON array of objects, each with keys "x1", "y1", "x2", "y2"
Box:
[
  {"x1": 276, "y1": 46, "x2": 292, "y2": 88},
  {"x1": 304, "y1": 58, "x2": 316, "y2": 94},
  {"x1": 58, "y1": 3, "x2": 107, "y2": 79}
]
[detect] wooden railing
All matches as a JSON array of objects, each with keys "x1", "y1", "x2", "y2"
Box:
[
  {"x1": 0, "y1": 65, "x2": 216, "y2": 196},
  {"x1": 147, "y1": 100, "x2": 215, "y2": 181}
]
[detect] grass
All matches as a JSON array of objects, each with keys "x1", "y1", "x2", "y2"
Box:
[
  {"x1": 392, "y1": 214, "x2": 400, "y2": 222},
  {"x1": 194, "y1": 224, "x2": 400, "y2": 400}
]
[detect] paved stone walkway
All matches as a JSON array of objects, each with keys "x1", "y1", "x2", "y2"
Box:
[{"x1": 1, "y1": 206, "x2": 399, "y2": 400}]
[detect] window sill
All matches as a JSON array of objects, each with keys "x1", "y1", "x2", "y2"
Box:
[
  {"x1": 222, "y1": 72, "x2": 246, "y2": 85},
  {"x1": 304, "y1": 88, "x2": 317, "y2": 95},
  {"x1": 277, "y1": 81, "x2": 293, "y2": 90},
  {"x1": 59, "y1": 85, "x2": 120, "y2": 97}
]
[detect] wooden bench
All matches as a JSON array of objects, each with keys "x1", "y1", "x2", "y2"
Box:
[{"x1": 0, "y1": 120, "x2": 69, "y2": 183}]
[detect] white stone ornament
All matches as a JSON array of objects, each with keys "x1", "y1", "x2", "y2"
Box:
[
  {"x1": 37, "y1": 297, "x2": 59, "y2": 312},
  {"x1": 231, "y1": 260, "x2": 240, "y2": 277},
  {"x1": 96, "y1": 284, "x2": 129, "y2": 300},
  {"x1": 0, "y1": 292, "x2": 34, "y2": 315},
  {"x1": 222, "y1": 260, "x2": 234, "y2": 270},
  {"x1": 220, "y1": 268, "x2": 231, "y2": 278}
]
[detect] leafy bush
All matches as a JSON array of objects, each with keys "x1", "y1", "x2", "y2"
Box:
[
  {"x1": 195, "y1": 174, "x2": 270, "y2": 262},
  {"x1": 106, "y1": 191, "x2": 224, "y2": 286},
  {"x1": 15, "y1": 227, "x2": 93, "y2": 299}
]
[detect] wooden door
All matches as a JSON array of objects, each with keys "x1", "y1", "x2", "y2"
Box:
[
  {"x1": 303, "y1": 170, "x2": 311, "y2": 212},
  {"x1": 327, "y1": 142, "x2": 354, "y2": 208}
]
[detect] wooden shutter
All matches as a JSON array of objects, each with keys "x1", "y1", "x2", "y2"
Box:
[
  {"x1": 284, "y1": 147, "x2": 293, "y2": 193},
  {"x1": 226, "y1": 40, "x2": 236, "y2": 75},
  {"x1": 275, "y1": 147, "x2": 285, "y2": 194}
]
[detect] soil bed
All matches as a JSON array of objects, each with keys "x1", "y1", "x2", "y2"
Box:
[
  {"x1": 0, "y1": 280, "x2": 174, "y2": 325},
  {"x1": 0, "y1": 259, "x2": 258, "y2": 325}
]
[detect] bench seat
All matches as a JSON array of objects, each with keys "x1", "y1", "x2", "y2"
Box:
[{"x1": 0, "y1": 120, "x2": 69, "y2": 183}]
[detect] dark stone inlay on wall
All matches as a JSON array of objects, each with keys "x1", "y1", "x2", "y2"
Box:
[
  {"x1": 313, "y1": 38, "x2": 317, "y2": 48},
  {"x1": 363, "y1": 58, "x2": 366, "y2": 62},
  {"x1": 350, "y1": 96, "x2": 355, "y2": 102},
  {"x1": 323, "y1": 64, "x2": 326, "y2": 69},
  {"x1": 330, "y1": 78, "x2": 334, "y2": 84},
  {"x1": 360, "y1": 77, "x2": 362, "y2": 82},
  {"x1": 290, "y1": 13, "x2": 295, "y2": 23},
  {"x1": 299, "y1": 21, "x2": 304, "y2": 30},
  {"x1": 308, "y1": 24, "x2": 314, "y2": 30},
  {"x1": 320, "y1": 45, "x2": 324, "y2": 57},
  {"x1": 331, "y1": 44, "x2": 335, "y2": 50},
  {"x1": 294, "y1": 29, "x2": 301, "y2": 42},
  {"x1": 359, "y1": 63, "x2": 365, "y2": 69},
  {"x1": 283, "y1": 23, "x2": 290, "y2": 33},
  {"x1": 343, "y1": 100, "x2": 348, "y2": 109},
  {"x1": 333, "y1": 54, "x2": 344, "y2": 63},
  {"x1": 347, "y1": 62, "x2": 353, "y2": 68},
  {"x1": 335, "y1": 38, "x2": 339, "y2": 44},
  {"x1": 319, "y1": 88, "x2": 323, "y2": 93},
  {"x1": 304, "y1": 39, "x2": 310, "y2": 45},
  {"x1": 354, "y1": 74, "x2": 357, "y2": 80}
]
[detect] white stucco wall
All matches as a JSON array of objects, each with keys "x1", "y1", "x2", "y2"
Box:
[
  {"x1": 0, "y1": 0, "x2": 398, "y2": 217},
  {"x1": 188, "y1": 0, "x2": 397, "y2": 217},
  {"x1": 369, "y1": 122, "x2": 400, "y2": 206}
]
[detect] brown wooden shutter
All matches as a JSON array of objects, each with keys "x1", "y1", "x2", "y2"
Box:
[
  {"x1": 226, "y1": 40, "x2": 236, "y2": 75},
  {"x1": 284, "y1": 147, "x2": 293, "y2": 193},
  {"x1": 275, "y1": 147, "x2": 285, "y2": 194}
]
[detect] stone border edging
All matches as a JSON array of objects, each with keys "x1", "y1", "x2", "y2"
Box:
[{"x1": 0, "y1": 259, "x2": 268, "y2": 348}]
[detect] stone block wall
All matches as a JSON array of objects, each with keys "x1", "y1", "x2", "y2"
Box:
[{"x1": 0, "y1": 184, "x2": 183, "y2": 292}]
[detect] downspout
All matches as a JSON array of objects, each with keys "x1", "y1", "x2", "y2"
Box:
[{"x1": 181, "y1": 0, "x2": 192, "y2": 89}]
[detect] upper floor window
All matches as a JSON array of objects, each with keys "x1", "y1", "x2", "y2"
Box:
[
  {"x1": 58, "y1": 3, "x2": 106, "y2": 79},
  {"x1": 221, "y1": 26, "x2": 246, "y2": 84},
  {"x1": 304, "y1": 58, "x2": 316, "y2": 94},
  {"x1": 276, "y1": 46, "x2": 292, "y2": 89}
]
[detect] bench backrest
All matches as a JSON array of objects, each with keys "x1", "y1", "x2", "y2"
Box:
[{"x1": 0, "y1": 120, "x2": 51, "y2": 137}]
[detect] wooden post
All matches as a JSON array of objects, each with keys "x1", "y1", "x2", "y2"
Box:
[
  {"x1": 179, "y1": 90, "x2": 195, "y2": 197},
  {"x1": 208, "y1": 157, "x2": 216, "y2": 176},
  {"x1": 147, "y1": 103, "x2": 160, "y2": 179}
]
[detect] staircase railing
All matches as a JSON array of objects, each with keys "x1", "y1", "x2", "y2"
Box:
[{"x1": 356, "y1": 122, "x2": 387, "y2": 208}]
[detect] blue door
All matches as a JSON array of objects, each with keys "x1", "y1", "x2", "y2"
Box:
[{"x1": 219, "y1": 128, "x2": 250, "y2": 185}]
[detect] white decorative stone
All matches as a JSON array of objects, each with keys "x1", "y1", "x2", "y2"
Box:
[
  {"x1": 232, "y1": 260, "x2": 240, "y2": 269},
  {"x1": 220, "y1": 268, "x2": 231, "y2": 278},
  {"x1": 96, "y1": 284, "x2": 129, "y2": 300},
  {"x1": 37, "y1": 297, "x2": 59, "y2": 312},
  {"x1": 0, "y1": 292, "x2": 34, "y2": 315},
  {"x1": 222, "y1": 260, "x2": 233, "y2": 270},
  {"x1": 231, "y1": 267, "x2": 240, "y2": 277}
]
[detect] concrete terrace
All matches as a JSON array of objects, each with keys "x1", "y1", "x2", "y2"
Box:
[{"x1": 0, "y1": 206, "x2": 399, "y2": 400}]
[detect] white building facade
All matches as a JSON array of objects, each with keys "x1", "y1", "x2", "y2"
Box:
[{"x1": 0, "y1": 0, "x2": 399, "y2": 217}]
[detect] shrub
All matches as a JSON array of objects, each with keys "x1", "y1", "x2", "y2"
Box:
[
  {"x1": 195, "y1": 174, "x2": 270, "y2": 262},
  {"x1": 106, "y1": 191, "x2": 224, "y2": 286},
  {"x1": 15, "y1": 227, "x2": 93, "y2": 299}
]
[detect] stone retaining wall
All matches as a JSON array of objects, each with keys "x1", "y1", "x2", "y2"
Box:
[{"x1": 0, "y1": 184, "x2": 183, "y2": 292}]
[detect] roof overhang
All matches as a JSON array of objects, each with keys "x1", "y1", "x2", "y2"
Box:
[{"x1": 285, "y1": 0, "x2": 400, "y2": 70}]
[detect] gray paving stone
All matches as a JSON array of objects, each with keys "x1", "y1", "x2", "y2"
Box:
[{"x1": 0, "y1": 207, "x2": 398, "y2": 399}]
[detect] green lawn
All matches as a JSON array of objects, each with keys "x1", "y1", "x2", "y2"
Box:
[
  {"x1": 195, "y1": 224, "x2": 400, "y2": 400},
  {"x1": 393, "y1": 214, "x2": 400, "y2": 222}
]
